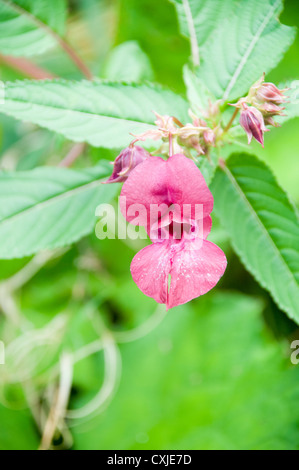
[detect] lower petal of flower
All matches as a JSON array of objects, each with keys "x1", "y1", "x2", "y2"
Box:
[
  {"x1": 167, "y1": 239, "x2": 227, "y2": 309},
  {"x1": 130, "y1": 241, "x2": 171, "y2": 304}
]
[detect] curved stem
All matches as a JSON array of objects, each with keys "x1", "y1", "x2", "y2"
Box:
[
  {"x1": 113, "y1": 305, "x2": 167, "y2": 343},
  {"x1": 39, "y1": 352, "x2": 73, "y2": 450},
  {"x1": 66, "y1": 333, "x2": 121, "y2": 420},
  {"x1": 59, "y1": 143, "x2": 86, "y2": 167}
]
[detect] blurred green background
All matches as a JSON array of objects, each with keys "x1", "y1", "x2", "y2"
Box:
[{"x1": 0, "y1": 0, "x2": 298, "y2": 450}]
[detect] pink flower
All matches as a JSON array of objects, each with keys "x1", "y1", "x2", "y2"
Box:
[
  {"x1": 120, "y1": 154, "x2": 227, "y2": 309},
  {"x1": 239, "y1": 104, "x2": 268, "y2": 147},
  {"x1": 104, "y1": 145, "x2": 150, "y2": 184}
]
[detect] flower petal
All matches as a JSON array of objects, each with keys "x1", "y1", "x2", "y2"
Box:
[
  {"x1": 167, "y1": 154, "x2": 214, "y2": 219},
  {"x1": 130, "y1": 241, "x2": 171, "y2": 304},
  {"x1": 120, "y1": 157, "x2": 168, "y2": 227},
  {"x1": 168, "y1": 239, "x2": 227, "y2": 309},
  {"x1": 120, "y1": 154, "x2": 213, "y2": 228}
]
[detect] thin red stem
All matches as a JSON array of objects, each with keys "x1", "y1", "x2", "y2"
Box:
[
  {"x1": 0, "y1": 54, "x2": 56, "y2": 79},
  {"x1": 59, "y1": 143, "x2": 86, "y2": 168}
]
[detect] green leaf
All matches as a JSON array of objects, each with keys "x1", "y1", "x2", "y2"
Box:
[
  {"x1": 183, "y1": 64, "x2": 215, "y2": 112},
  {"x1": 0, "y1": 0, "x2": 67, "y2": 57},
  {"x1": 211, "y1": 153, "x2": 299, "y2": 323},
  {"x1": 0, "y1": 405, "x2": 39, "y2": 450},
  {"x1": 172, "y1": 0, "x2": 296, "y2": 101},
  {"x1": 170, "y1": 0, "x2": 230, "y2": 65},
  {"x1": 0, "y1": 79, "x2": 189, "y2": 148},
  {"x1": 104, "y1": 41, "x2": 154, "y2": 82},
  {"x1": 276, "y1": 79, "x2": 299, "y2": 124},
  {"x1": 0, "y1": 162, "x2": 118, "y2": 259},
  {"x1": 72, "y1": 292, "x2": 299, "y2": 450}
]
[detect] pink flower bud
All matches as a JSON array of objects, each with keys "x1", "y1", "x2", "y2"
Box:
[
  {"x1": 264, "y1": 116, "x2": 280, "y2": 127},
  {"x1": 259, "y1": 102, "x2": 285, "y2": 116},
  {"x1": 239, "y1": 104, "x2": 268, "y2": 147},
  {"x1": 105, "y1": 145, "x2": 150, "y2": 183},
  {"x1": 256, "y1": 82, "x2": 287, "y2": 105}
]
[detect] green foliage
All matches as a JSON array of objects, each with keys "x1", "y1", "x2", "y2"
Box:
[
  {"x1": 0, "y1": 162, "x2": 117, "y2": 258},
  {"x1": 104, "y1": 41, "x2": 154, "y2": 82},
  {"x1": 0, "y1": 406, "x2": 39, "y2": 450},
  {"x1": 0, "y1": 0, "x2": 298, "y2": 452},
  {"x1": 116, "y1": 0, "x2": 189, "y2": 92},
  {"x1": 0, "y1": 0, "x2": 67, "y2": 57},
  {"x1": 0, "y1": 80, "x2": 189, "y2": 148},
  {"x1": 170, "y1": 0, "x2": 230, "y2": 51},
  {"x1": 72, "y1": 292, "x2": 299, "y2": 450},
  {"x1": 277, "y1": 79, "x2": 299, "y2": 124},
  {"x1": 172, "y1": 0, "x2": 296, "y2": 100},
  {"x1": 183, "y1": 65, "x2": 215, "y2": 111},
  {"x1": 211, "y1": 153, "x2": 299, "y2": 323}
]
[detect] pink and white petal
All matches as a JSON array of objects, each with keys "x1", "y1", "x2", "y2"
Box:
[
  {"x1": 167, "y1": 154, "x2": 214, "y2": 219},
  {"x1": 130, "y1": 241, "x2": 171, "y2": 304},
  {"x1": 168, "y1": 239, "x2": 227, "y2": 309}
]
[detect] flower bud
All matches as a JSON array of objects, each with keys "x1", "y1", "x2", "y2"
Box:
[
  {"x1": 264, "y1": 116, "x2": 281, "y2": 128},
  {"x1": 239, "y1": 104, "x2": 268, "y2": 147},
  {"x1": 256, "y1": 82, "x2": 287, "y2": 105},
  {"x1": 105, "y1": 145, "x2": 150, "y2": 183},
  {"x1": 258, "y1": 102, "x2": 285, "y2": 116}
]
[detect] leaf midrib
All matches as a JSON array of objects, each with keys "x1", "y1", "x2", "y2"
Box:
[
  {"x1": 3, "y1": 94, "x2": 158, "y2": 127},
  {"x1": 0, "y1": 177, "x2": 105, "y2": 226},
  {"x1": 222, "y1": 0, "x2": 280, "y2": 100},
  {"x1": 182, "y1": 0, "x2": 200, "y2": 67}
]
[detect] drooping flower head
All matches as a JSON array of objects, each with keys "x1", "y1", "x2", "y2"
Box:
[
  {"x1": 104, "y1": 145, "x2": 150, "y2": 183},
  {"x1": 120, "y1": 154, "x2": 227, "y2": 309},
  {"x1": 239, "y1": 104, "x2": 268, "y2": 147}
]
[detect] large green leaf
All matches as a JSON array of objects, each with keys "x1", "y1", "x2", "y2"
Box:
[
  {"x1": 276, "y1": 79, "x2": 299, "y2": 124},
  {"x1": 72, "y1": 292, "x2": 299, "y2": 450},
  {"x1": 211, "y1": 153, "x2": 299, "y2": 323},
  {"x1": 0, "y1": 80, "x2": 189, "y2": 148},
  {"x1": 0, "y1": 162, "x2": 118, "y2": 259},
  {"x1": 0, "y1": 0, "x2": 67, "y2": 57},
  {"x1": 172, "y1": 0, "x2": 296, "y2": 101}
]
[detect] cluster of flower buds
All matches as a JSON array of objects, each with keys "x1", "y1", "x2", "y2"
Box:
[
  {"x1": 176, "y1": 111, "x2": 218, "y2": 156},
  {"x1": 232, "y1": 74, "x2": 288, "y2": 147},
  {"x1": 128, "y1": 110, "x2": 219, "y2": 159}
]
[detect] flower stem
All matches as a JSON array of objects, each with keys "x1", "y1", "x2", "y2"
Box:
[
  {"x1": 55, "y1": 36, "x2": 93, "y2": 80},
  {"x1": 169, "y1": 134, "x2": 173, "y2": 157},
  {"x1": 0, "y1": 54, "x2": 55, "y2": 79},
  {"x1": 59, "y1": 143, "x2": 86, "y2": 167},
  {"x1": 223, "y1": 107, "x2": 239, "y2": 133}
]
